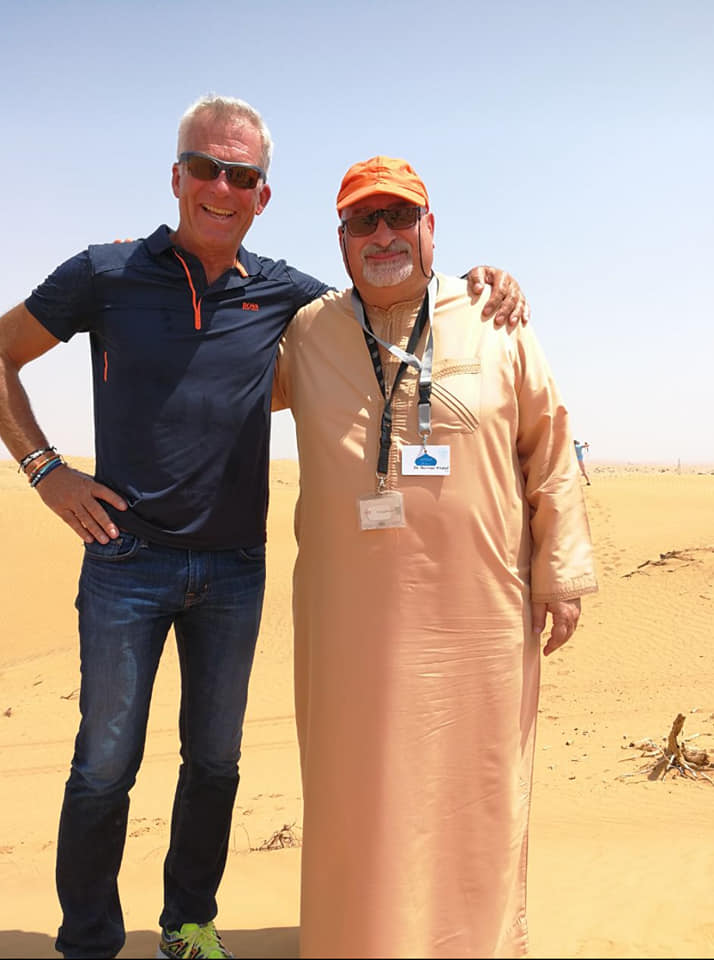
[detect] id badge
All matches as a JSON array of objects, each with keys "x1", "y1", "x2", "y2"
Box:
[
  {"x1": 401, "y1": 444, "x2": 450, "y2": 475},
  {"x1": 358, "y1": 490, "x2": 405, "y2": 530}
]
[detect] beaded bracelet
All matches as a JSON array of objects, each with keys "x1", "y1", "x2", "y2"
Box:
[
  {"x1": 26, "y1": 449, "x2": 60, "y2": 476},
  {"x1": 26, "y1": 453, "x2": 62, "y2": 483},
  {"x1": 18, "y1": 446, "x2": 57, "y2": 473},
  {"x1": 26, "y1": 452, "x2": 60, "y2": 478},
  {"x1": 26, "y1": 451, "x2": 61, "y2": 477},
  {"x1": 29, "y1": 456, "x2": 65, "y2": 488}
]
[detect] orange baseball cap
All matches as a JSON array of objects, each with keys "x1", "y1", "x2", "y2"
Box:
[{"x1": 336, "y1": 156, "x2": 429, "y2": 213}]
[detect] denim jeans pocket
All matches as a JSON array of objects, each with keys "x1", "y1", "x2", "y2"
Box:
[
  {"x1": 237, "y1": 543, "x2": 266, "y2": 563},
  {"x1": 83, "y1": 532, "x2": 145, "y2": 563}
]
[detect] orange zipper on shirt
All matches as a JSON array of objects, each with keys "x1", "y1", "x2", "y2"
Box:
[
  {"x1": 173, "y1": 251, "x2": 248, "y2": 330},
  {"x1": 173, "y1": 250, "x2": 203, "y2": 330}
]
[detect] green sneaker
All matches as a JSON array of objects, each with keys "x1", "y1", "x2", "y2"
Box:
[{"x1": 156, "y1": 921, "x2": 234, "y2": 959}]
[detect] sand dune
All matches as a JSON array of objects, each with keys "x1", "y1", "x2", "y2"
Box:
[{"x1": 1, "y1": 459, "x2": 714, "y2": 958}]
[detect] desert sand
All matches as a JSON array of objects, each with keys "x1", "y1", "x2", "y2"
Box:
[{"x1": 2, "y1": 457, "x2": 714, "y2": 959}]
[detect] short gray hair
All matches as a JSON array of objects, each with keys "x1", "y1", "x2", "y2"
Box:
[{"x1": 177, "y1": 94, "x2": 273, "y2": 174}]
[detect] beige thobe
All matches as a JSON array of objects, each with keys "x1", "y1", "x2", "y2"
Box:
[{"x1": 272, "y1": 273, "x2": 597, "y2": 959}]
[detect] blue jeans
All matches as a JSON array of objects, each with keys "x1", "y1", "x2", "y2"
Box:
[{"x1": 54, "y1": 534, "x2": 266, "y2": 959}]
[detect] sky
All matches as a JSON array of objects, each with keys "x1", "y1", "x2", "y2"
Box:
[{"x1": 1, "y1": 0, "x2": 712, "y2": 465}]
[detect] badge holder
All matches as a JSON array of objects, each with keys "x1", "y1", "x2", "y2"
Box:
[
  {"x1": 401, "y1": 429, "x2": 451, "y2": 476},
  {"x1": 358, "y1": 474, "x2": 405, "y2": 530}
]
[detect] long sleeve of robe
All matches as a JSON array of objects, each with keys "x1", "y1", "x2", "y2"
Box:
[{"x1": 272, "y1": 272, "x2": 598, "y2": 959}]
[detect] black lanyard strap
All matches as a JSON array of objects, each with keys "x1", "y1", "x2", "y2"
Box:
[{"x1": 352, "y1": 277, "x2": 436, "y2": 484}]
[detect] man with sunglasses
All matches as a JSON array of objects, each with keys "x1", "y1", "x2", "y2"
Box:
[
  {"x1": 0, "y1": 96, "x2": 527, "y2": 960},
  {"x1": 272, "y1": 156, "x2": 598, "y2": 959}
]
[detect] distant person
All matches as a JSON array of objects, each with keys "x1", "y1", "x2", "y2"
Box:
[
  {"x1": 574, "y1": 439, "x2": 591, "y2": 484},
  {"x1": 273, "y1": 156, "x2": 598, "y2": 958},
  {"x1": 0, "y1": 96, "x2": 528, "y2": 960}
]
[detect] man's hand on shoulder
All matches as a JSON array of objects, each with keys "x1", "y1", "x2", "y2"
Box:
[{"x1": 465, "y1": 265, "x2": 530, "y2": 330}]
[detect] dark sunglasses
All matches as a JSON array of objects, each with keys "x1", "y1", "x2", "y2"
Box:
[
  {"x1": 178, "y1": 151, "x2": 266, "y2": 189},
  {"x1": 341, "y1": 205, "x2": 424, "y2": 238}
]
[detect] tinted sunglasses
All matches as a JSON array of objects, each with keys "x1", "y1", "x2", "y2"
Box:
[
  {"x1": 341, "y1": 205, "x2": 423, "y2": 238},
  {"x1": 179, "y1": 151, "x2": 266, "y2": 189}
]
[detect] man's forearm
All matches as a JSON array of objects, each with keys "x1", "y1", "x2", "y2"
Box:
[{"x1": 0, "y1": 359, "x2": 49, "y2": 463}]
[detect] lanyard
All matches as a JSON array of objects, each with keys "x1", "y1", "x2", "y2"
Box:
[{"x1": 351, "y1": 275, "x2": 437, "y2": 487}]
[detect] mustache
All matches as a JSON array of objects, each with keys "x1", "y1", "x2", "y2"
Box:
[{"x1": 360, "y1": 239, "x2": 411, "y2": 257}]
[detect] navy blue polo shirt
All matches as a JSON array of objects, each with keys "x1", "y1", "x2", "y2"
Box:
[{"x1": 26, "y1": 225, "x2": 330, "y2": 549}]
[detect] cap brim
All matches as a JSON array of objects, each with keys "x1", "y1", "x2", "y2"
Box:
[{"x1": 337, "y1": 183, "x2": 426, "y2": 212}]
